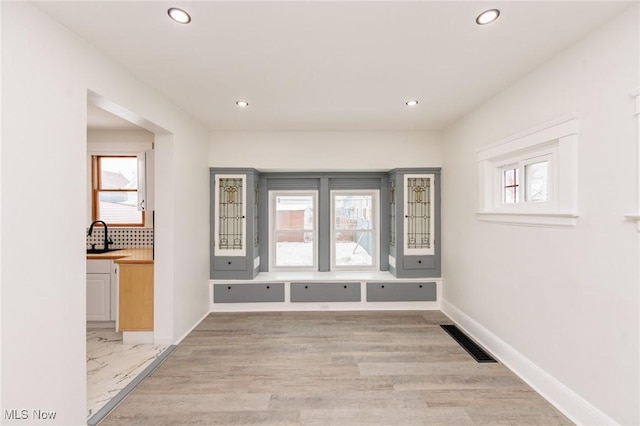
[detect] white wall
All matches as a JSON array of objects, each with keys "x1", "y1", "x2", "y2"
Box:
[
  {"x1": 209, "y1": 131, "x2": 443, "y2": 170},
  {"x1": 442, "y1": 6, "x2": 639, "y2": 425},
  {"x1": 1, "y1": 3, "x2": 210, "y2": 424}
]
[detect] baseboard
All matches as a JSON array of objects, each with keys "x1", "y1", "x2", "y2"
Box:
[
  {"x1": 173, "y1": 310, "x2": 211, "y2": 345},
  {"x1": 441, "y1": 299, "x2": 619, "y2": 426}
]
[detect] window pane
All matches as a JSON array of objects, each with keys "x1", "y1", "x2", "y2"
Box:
[
  {"x1": 503, "y1": 168, "x2": 519, "y2": 204},
  {"x1": 335, "y1": 231, "x2": 373, "y2": 266},
  {"x1": 275, "y1": 196, "x2": 314, "y2": 230},
  {"x1": 526, "y1": 161, "x2": 548, "y2": 202},
  {"x1": 275, "y1": 231, "x2": 314, "y2": 266},
  {"x1": 98, "y1": 191, "x2": 142, "y2": 224},
  {"x1": 406, "y1": 178, "x2": 431, "y2": 249},
  {"x1": 334, "y1": 195, "x2": 373, "y2": 230},
  {"x1": 100, "y1": 157, "x2": 138, "y2": 190}
]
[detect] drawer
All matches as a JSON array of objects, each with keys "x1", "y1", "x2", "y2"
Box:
[
  {"x1": 213, "y1": 257, "x2": 247, "y2": 271},
  {"x1": 403, "y1": 256, "x2": 435, "y2": 270},
  {"x1": 213, "y1": 283, "x2": 284, "y2": 303},
  {"x1": 366, "y1": 282, "x2": 436, "y2": 302},
  {"x1": 87, "y1": 260, "x2": 111, "y2": 274},
  {"x1": 291, "y1": 282, "x2": 361, "y2": 303}
]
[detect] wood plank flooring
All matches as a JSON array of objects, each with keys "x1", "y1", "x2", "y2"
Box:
[{"x1": 100, "y1": 311, "x2": 573, "y2": 425}]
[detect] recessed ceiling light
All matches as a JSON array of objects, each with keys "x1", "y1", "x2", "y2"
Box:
[
  {"x1": 236, "y1": 100, "x2": 249, "y2": 107},
  {"x1": 168, "y1": 7, "x2": 191, "y2": 24},
  {"x1": 476, "y1": 9, "x2": 500, "y2": 25},
  {"x1": 405, "y1": 100, "x2": 419, "y2": 107}
]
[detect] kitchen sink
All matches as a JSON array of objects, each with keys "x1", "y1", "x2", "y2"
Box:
[{"x1": 86, "y1": 248, "x2": 121, "y2": 254}]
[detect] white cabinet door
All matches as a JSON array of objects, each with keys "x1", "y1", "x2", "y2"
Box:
[{"x1": 87, "y1": 273, "x2": 110, "y2": 321}]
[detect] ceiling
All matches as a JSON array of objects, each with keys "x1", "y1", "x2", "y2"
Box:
[{"x1": 38, "y1": 1, "x2": 635, "y2": 132}]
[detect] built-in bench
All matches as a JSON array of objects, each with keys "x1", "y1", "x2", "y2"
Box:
[{"x1": 210, "y1": 271, "x2": 441, "y2": 311}]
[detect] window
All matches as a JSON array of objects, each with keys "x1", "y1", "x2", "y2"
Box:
[
  {"x1": 498, "y1": 154, "x2": 552, "y2": 207},
  {"x1": 477, "y1": 115, "x2": 579, "y2": 227},
  {"x1": 331, "y1": 191, "x2": 379, "y2": 270},
  {"x1": 269, "y1": 191, "x2": 317, "y2": 270},
  {"x1": 92, "y1": 155, "x2": 144, "y2": 226}
]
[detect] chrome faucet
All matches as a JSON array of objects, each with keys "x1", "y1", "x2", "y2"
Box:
[{"x1": 87, "y1": 220, "x2": 112, "y2": 251}]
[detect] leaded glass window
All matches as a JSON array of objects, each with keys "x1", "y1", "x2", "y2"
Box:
[
  {"x1": 254, "y1": 180, "x2": 260, "y2": 248},
  {"x1": 389, "y1": 180, "x2": 396, "y2": 246},
  {"x1": 217, "y1": 176, "x2": 244, "y2": 252},
  {"x1": 404, "y1": 174, "x2": 434, "y2": 255}
]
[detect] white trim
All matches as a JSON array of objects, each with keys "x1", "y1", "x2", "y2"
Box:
[
  {"x1": 441, "y1": 299, "x2": 619, "y2": 426},
  {"x1": 403, "y1": 174, "x2": 436, "y2": 255},
  {"x1": 629, "y1": 88, "x2": 640, "y2": 230},
  {"x1": 477, "y1": 116, "x2": 579, "y2": 227},
  {"x1": 330, "y1": 189, "x2": 380, "y2": 271},
  {"x1": 476, "y1": 211, "x2": 579, "y2": 228},
  {"x1": 477, "y1": 113, "x2": 579, "y2": 158},
  {"x1": 269, "y1": 190, "x2": 318, "y2": 271},
  {"x1": 122, "y1": 331, "x2": 154, "y2": 344}
]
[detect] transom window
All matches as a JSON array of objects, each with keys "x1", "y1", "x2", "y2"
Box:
[
  {"x1": 477, "y1": 115, "x2": 579, "y2": 227},
  {"x1": 91, "y1": 156, "x2": 144, "y2": 226},
  {"x1": 499, "y1": 154, "x2": 552, "y2": 207},
  {"x1": 331, "y1": 191, "x2": 379, "y2": 270}
]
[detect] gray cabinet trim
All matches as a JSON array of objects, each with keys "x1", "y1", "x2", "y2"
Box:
[
  {"x1": 366, "y1": 281, "x2": 436, "y2": 302},
  {"x1": 213, "y1": 283, "x2": 285, "y2": 303},
  {"x1": 291, "y1": 282, "x2": 361, "y2": 302}
]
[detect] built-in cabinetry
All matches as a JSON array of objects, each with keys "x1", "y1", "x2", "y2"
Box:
[
  {"x1": 209, "y1": 168, "x2": 440, "y2": 281},
  {"x1": 388, "y1": 169, "x2": 441, "y2": 278},
  {"x1": 118, "y1": 263, "x2": 154, "y2": 331},
  {"x1": 210, "y1": 168, "x2": 260, "y2": 279},
  {"x1": 86, "y1": 259, "x2": 116, "y2": 321}
]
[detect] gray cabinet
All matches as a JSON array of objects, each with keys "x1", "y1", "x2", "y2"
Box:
[
  {"x1": 210, "y1": 168, "x2": 260, "y2": 279},
  {"x1": 213, "y1": 283, "x2": 284, "y2": 303},
  {"x1": 366, "y1": 282, "x2": 436, "y2": 301},
  {"x1": 388, "y1": 169, "x2": 441, "y2": 278},
  {"x1": 290, "y1": 282, "x2": 361, "y2": 302}
]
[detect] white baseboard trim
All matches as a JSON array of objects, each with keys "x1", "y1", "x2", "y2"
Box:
[
  {"x1": 441, "y1": 299, "x2": 618, "y2": 426},
  {"x1": 173, "y1": 310, "x2": 211, "y2": 345}
]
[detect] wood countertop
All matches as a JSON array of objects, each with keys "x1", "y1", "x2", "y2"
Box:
[{"x1": 86, "y1": 248, "x2": 153, "y2": 264}]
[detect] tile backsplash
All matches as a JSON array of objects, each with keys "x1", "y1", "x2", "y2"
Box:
[{"x1": 86, "y1": 227, "x2": 153, "y2": 249}]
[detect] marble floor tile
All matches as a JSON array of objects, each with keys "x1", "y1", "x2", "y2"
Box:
[{"x1": 86, "y1": 329, "x2": 168, "y2": 418}]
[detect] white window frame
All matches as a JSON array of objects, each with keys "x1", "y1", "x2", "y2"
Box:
[
  {"x1": 493, "y1": 151, "x2": 556, "y2": 209},
  {"x1": 403, "y1": 174, "x2": 436, "y2": 256},
  {"x1": 477, "y1": 115, "x2": 579, "y2": 227},
  {"x1": 330, "y1": 190, "x2": 380, "y2": 271},
  {"x1": 269, "y1": 190, "x2": 318, "y2": 271},
  {"x1": 214, "y1": 174, "x2": 247, "y2": 256}
]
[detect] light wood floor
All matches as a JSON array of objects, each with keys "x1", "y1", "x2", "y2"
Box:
[{"x1": 101, "y1": 311, "x2": 573, "y2": 425}]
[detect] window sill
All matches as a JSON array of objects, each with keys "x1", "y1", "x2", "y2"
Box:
[{"x1": 476, "y1": 211, "x2": 579, "y2": 228}]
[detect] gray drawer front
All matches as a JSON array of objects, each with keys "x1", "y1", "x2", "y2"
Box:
[
  {"x1": 213, "y1": 257, "x2": 247, "y2": 271},
  {"x1": 366, "y1": 282, "x2": 436, "y2": 302},
  {"x1": 214, "y1": 283, "x2": 284, "y2": 303},
  {"x1": 291, "y1": 282, "x2": 361, "y2": 303},
  {"x1": 403, "y1": 256, "x2": 435, "y2": 270}
]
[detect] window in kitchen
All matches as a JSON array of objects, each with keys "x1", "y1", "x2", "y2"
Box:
[
  {"x1": 92, "y1": 155, "x2": 144, "y2": 226},
  {"x1": 269, "y1": 191, "x2": 318, "y2": 270},
  {"x1": 331, "y1": 190, "x2": 379, "y2": 270}
]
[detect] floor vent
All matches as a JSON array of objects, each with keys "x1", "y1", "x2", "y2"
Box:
[{"x1": 440, "y1": 324, "x2": 497, "y2": 363}]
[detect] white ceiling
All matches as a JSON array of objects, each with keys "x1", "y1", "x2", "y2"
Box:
[{"x1": 39, "y1": 1, "x2": 635, "y2": 132}]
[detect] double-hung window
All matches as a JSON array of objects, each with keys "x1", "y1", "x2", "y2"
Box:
[
  {"x1": 269, "y1": 191, "x2": 318, "y2": 270},
  {"x1": 331, "y1": 190, "x2": 379, "y2": 270},
  {"x1": 91, "y1": 155, "x2": 144, "y2": 226}
]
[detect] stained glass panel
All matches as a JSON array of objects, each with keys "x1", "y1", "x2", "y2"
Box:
[
  {"x1": 218, "y1": 177, "x2": 244, "y2": 250},
  {"x1": 406, "y1": 177, "x2": 431, "y2": 250}
]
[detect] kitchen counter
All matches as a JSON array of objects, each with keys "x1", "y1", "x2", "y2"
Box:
[{"x1": 86, "y1": 248, "x2": 153, "y2": 264}]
